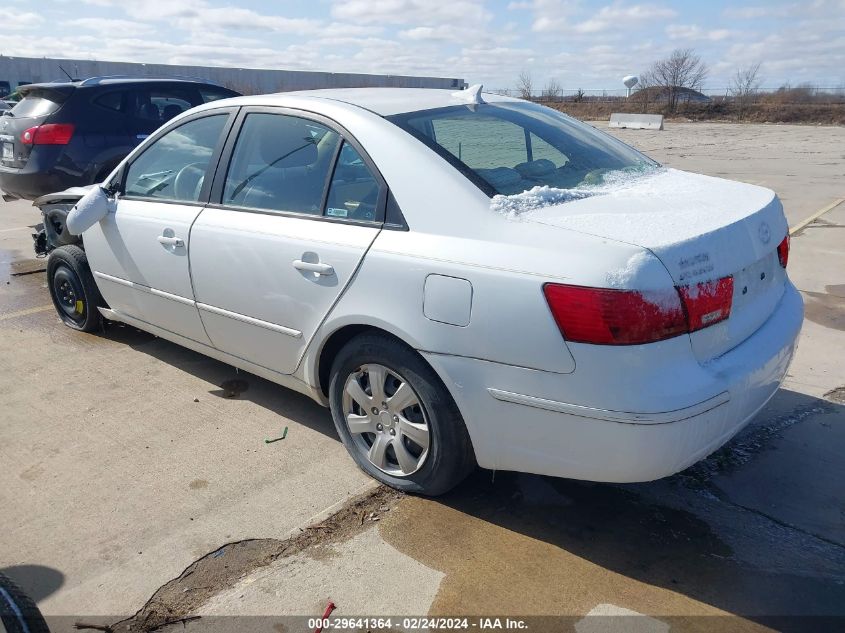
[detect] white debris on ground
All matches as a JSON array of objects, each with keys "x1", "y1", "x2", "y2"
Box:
[{"x1": 489, "y1": 165, "x2": 663, "y2": 218}]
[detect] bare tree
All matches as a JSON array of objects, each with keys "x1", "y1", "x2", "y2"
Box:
[
  {"x1": 541, "y1": 78, "x2": 563, "y2": 101},
  {"x1": 573, "y1": 88, "x2": 585, "y2": 102},
  {"x1": 632, "y1": 73, "x2": 655, "y2": 112},
  {"x1": 641, "y1": 48, "x2": 709, "y2": 112},
  {"x1": 730, "y1": 62, "x2": 762, "y2": 121},
  {"x1": 517, "y1": 70, "x2": 534, "y2": 99}
]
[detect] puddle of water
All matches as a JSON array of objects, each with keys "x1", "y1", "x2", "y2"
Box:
[
  {"x1": 379, "y1": 471, "x2": 845, "y2": 623},
  {"x1": 379, "y1": 472, "x2": 736, "y2": 619}
]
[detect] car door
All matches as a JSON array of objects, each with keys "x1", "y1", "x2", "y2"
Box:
[
  {"x1": 83, "y1": 109, "x2": 235, "y2": 344},
  {"x1": 189, "y1": 108, "x2": 385, "y2": 374}
]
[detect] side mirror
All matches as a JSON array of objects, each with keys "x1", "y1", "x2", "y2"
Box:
[
  {"x1": 65, "y1": 186, "x2": 114, "y2": 236},
  {"x1": 102, "y1": 164, "x2": 125, "y2": 196}
]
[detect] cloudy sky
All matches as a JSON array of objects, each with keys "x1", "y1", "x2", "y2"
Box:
[{"x1": 5, "y1": 0, "x2": 844, "y2": 91}]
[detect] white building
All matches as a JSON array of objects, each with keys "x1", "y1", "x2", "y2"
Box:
[{"x1": 0, "y1": 55, "x2": 465, "y2": 97}]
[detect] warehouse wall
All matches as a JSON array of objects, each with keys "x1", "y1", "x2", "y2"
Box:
[{"x1": 0, "y1": 56, "x2": 465, "y2": 97}]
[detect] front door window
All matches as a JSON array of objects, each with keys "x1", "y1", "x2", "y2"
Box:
[{"x1": 124, "y1": 114, "x2": 228, "y2": 202}]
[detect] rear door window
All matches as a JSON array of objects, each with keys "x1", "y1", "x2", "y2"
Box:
[
  {"x1": 94, "y1": 91, "x2": 126, "y2": 113},
  {"x1": 128, "y1": 87, "x2": 202, "y2": 136},
  {"x1": 325, "y1": 142, "x2": 380, "y2": 221},
  {"x1": 222, "y1": 112, "x2": 340, "y2": 215}
]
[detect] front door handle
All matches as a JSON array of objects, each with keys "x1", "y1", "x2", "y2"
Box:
[
  {"x1": 293, "y1": 260, "x2": 334, "y2": 275},
  {"x1": 157, "y1": 235, "x2": 184, "y2": 248}
]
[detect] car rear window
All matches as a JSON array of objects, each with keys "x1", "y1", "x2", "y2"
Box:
[
  {"x1": 10, "y1": 90, "x2": 65, "y2": 118},
  {"x1": 387, "y1": 102, "x2": 655, "y2": 196}
]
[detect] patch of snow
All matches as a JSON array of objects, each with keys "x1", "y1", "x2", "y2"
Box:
[
  {"x1": 516, "y1": 168, "x2": 787, "y2": 286},
  {"x1": 640, "y1": 288, "x2": 684, "y2": 314},
  {"x1": 605, "y1": 250, "x2": 652, "y2": 288},
  {"x1": 490, "y1": 186, "x2": 591, "y2": 218},
  {"x1": 604, "y1": 251, "x2": 681, "y2": 313},
  {"x1": 489, "y1": 165, "x2": 663, "y2": 219}
]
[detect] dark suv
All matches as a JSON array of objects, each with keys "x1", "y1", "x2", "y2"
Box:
[{"x1": 0, "y1": 76, "x2": 239, "y2": 200}]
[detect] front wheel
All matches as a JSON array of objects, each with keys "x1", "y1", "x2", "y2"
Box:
[
  {"x1": 47, "y1": 245, "x2": 104, "y2": 332},
  {"x1": 329, "y1": 333, "x2": 475, "y2": 496}
]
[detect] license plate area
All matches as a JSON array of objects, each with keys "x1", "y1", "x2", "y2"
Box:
[
  {"x1": 732, "y1": 251, "x2": 780, "y2": 310},
  {"x1": 689, "y1": 250, "x2": 786, "y2": 363},
  {"x1": 1, "y1": 142, "x2": 13, "y2": 162}
]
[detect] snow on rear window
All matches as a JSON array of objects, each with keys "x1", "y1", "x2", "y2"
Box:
[{"x1": 490, "y1": 164, "x2": 664, "y2": 218}]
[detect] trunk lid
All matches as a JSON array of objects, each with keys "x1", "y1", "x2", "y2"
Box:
[
  {"x1": 0, "y1": 85, "x2": 71, "y2": 169},
  {"x1": 527, "y1": 168, "x2": 789, "y2": 362}
]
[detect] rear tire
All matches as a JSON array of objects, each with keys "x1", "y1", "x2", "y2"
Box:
[
  {"x1": 47, "y1": 245, "x2": 104, "y2": 332},
  {"x1": 0, "y1": 572, "x2": 50, "y2": 633},
  {"x1": 329, "y1": 333, "x2": 475, "y2": 496}
]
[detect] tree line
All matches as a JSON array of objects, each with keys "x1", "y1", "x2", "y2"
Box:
[{"x1": 516, "y1": 49, "x2": 765, "y2": 119}]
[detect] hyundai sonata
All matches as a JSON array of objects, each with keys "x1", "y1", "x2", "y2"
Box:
[{"x1": 37, "y1": 86, "x2": 803, "y2": 495}]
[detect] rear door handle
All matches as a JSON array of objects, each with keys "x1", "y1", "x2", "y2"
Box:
[
  {"x1": 293, "y1": 260, "x2": 334, "y2": 275},
  {"x1": 157, "y1": 235, "x2": 184, "y2": 247}
]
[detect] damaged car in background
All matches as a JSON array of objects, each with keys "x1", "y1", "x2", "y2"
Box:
[
  {"x1": 33, "y1": 86, "x2": 803, "y2": 495},
  {"x1": 0, "y1": 76, "x2": 238, "y2": 202}
]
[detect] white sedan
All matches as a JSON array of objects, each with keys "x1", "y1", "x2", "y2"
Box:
[{"x1": 40, "y1": 87, "x2": 803, "y2": 495}]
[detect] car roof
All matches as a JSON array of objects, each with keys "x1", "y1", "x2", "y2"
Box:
[
  {"x1": 269, "y1": 87, "x2": 522, "y2": 116},
  {"x1": 20, "y1": 76, "x2": 229, "y2": 94}
]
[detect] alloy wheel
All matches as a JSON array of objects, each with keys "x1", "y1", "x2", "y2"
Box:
[{"x1": 342, "y1": 363, "x2": 430, "y2": 476}]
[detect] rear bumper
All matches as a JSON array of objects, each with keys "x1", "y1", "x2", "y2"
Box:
[
  {"x1": 0, "y1": 151, "x2": 78, "y2": 200},
  {"x1": 423, "y1": 281, "x2": 804, "y2": 483}
]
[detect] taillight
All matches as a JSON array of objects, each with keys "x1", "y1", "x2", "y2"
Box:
[
  {"x1": 677, "y1": 277, "x2": 733, "y2": 332},
  {"x1": 777, "y1": 234, "x2": 789, "y2": 268},
  {"x1": 20, "y1": 123, "x2": 75, "y2": 145},
  {"x1": 544, "y1": 276, "x2": 734, "y2": 345},
  {"x1": 542, "y1": 284, "x2": 687, "y2": 345}
]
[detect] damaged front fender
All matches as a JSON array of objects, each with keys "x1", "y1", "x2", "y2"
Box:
[{"x1": 31, "y1": 185, "x2": 96, "y2": 256}]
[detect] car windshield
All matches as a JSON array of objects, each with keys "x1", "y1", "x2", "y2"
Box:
[{"x1": 387, "y1": 102, "x2": 656, "y2": 197}]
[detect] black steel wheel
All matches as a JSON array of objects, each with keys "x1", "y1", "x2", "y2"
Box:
[{"x1": 46, "y1": 245, "x2": 104, "y2": 332}]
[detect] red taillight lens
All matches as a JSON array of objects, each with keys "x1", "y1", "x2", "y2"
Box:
[
  {"x1": 677, "y1": 277, "x2": 733, "y2": 332},
  {"x1": 20, "y1": 127, "x2": 36, "y2": 144},
  {"x1": 777, "y1": 234, "x2": 790, "y2": 268},
  {"x1": 544, "y1": 276, "x2": 734, "y2": 345},
  {"x1": 20, "y1": 123, "x2": 75, "y2": 145},
  {"x1": 542, "y1": 284, "x2": 687, "y2": 345}
]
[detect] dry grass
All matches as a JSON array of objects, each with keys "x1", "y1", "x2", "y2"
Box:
[{"x1": 542, "y1": 100, "x2": 845, "y2": 125}]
